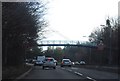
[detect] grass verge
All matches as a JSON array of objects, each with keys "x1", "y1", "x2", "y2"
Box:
[{"x1": 2, "y1": 64, "x2": 32, "y2": 79}]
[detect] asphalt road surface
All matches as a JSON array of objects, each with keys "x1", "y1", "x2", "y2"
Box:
[{"x1": 21, "y1": 65, "x2": 119, "y2": 81}]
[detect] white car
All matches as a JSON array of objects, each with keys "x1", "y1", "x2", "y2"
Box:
[
  {"x1": 72, "y1": 62, "x2": 75, "y2": 65},
  {"x1": 61, "y1": 59, "x2": 72, "y2": 67},
  {"x1": 42, "y1": 57, "x2": 56, "y2": 69},
  {"x1": 80, "y1": 61, "x2": 86, "y2": 65},
  {"x1": 54, "y1": 59, "x2": 58, "y2": 65},
  {"x1": 74, "y1": 61, "x2": 80, "y2": 65}
]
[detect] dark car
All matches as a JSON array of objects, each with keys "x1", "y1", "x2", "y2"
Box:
[
  {"x1": 34, "y1": 60, "x2": 43, "y2": 66},
  {"x1": 61, "y1": 59, "x2": 72, "y2": 67}
]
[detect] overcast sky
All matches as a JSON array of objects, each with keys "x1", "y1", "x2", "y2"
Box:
[
  {"x1": 42, "y1": 0, "x2": 119, "y2": 42},
  {"x1": 1, "y1": 0, "x2": 118, "y2": 41}
]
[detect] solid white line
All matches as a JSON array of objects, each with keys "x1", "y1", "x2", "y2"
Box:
[{"x1": 15, "y1": 67, "x2": 33, "y2": 80}]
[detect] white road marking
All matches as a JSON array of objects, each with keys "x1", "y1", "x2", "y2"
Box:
[
  {"x1": 77, "y1": 73, "x2": 83, "y2": 76},
  {"x1": 74, "y1": 71, "x2": 96, "y2": 81},
  {"x1": 61, "y1": 67, "x2": 96, "y2": 81},
  {"x1": 86, "y1": 76, "x2": 92, "y2": 79},
  {"x1": 71, "y1": 67, "x2": 78, "y2": 70},
  {"x1": 74, "y1": 71, "x2": 83, "y2": 76},
  {"x1": 65, "y1": 69, "x2": 72, "y2": 71},
  {"x1": 68, "y1": 69, "x2": 72, "y2": 72},
  {"x1": 74, "y1": 71, "x2": 79, "y2": 74},
  {"x1": 61, "y1": 68, "x2": 65, "y2": 69},
  {"x1": 86, "y1": 76, "x2": 96, "y2": 81}
]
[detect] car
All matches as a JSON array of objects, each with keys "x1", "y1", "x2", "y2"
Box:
[
  {"x1": 42, "y1": 57, "x2": 56, "y2": 69},
  {"x1": 25, "y1": 59, "x2": 33, "y2": 63},
  {"x1": 74, "y1": 61, "x2": 80, "y2": 65},
  {"x1": 32, "y1": 59, "x2": 36, "y2": 64},
  {"x1": 71, "y1": 62, "x2": 75, "y2": 65},
  {"x1": 34, "y1": 60, "x2": 44, "y2": 66},
  {"x1": 61, "y1": 59, "x2": 72, "y2": 67},
  {"x1": 80, "y1": 61, "x2": 86, "y2": 65},
  {"x1": 54, "y1": 59, "x2": 58, "y2": 65}
]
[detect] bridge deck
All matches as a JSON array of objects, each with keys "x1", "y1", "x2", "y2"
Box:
[
  {"x1": 38, "y1": 44, "x2": 97, "y2": 48},
  {"x1": 37, "y1": 40, "x2": 97, "y2": 48}
]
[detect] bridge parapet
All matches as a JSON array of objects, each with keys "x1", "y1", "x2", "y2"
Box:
[
  {"x1": 38, "y1": 40, "x2": 97, "y2": 47},
  {"x1": 38, "y1": 40, "x2": 86, "y2": 44}
]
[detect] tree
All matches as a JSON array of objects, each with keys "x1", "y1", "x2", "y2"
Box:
[
  {"x1": 89, "y1": 17, "x2": 119, "y2": 65},
  {"x1": 26, "y1": 46, "x2": 43, "y2": 59},
  {"x1": 44, "y1": 47, "x2": 64, "y2": 62},
  {"x1": 2, "y1": 2, "x2": 48, "y2": 66}
]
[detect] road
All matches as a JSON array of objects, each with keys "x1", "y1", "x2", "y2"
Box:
[{"x1": 20, "y1": 65, "x2": 119, "y2": 81}]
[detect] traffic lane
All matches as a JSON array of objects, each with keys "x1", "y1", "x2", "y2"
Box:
[
  {"x1": 63, "y1": 66, "x2": 119, "y2": 79},
  {"x1": 22, "y1": 66, "x2": 85, "y2": 79}
]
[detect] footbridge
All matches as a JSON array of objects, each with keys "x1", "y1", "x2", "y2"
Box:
[{"x1": 37, "y1": 40, "x2": 97, "y2": 48}]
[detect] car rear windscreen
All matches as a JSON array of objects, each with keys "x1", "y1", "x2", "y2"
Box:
[{"x1": 63, "y1": 60, "x2": 70, "y2": 62}]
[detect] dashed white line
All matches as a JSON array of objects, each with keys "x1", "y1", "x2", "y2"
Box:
[
  {"x1": 65, "y1": 69, "x2": 72, "y2": 72},
  {"x1": 71, "y1": 67, "x2": 78, "y2": 70},
  {"x1": 74, "y1": 71, "x2": 96, "y2": 81},
  {"x1": 77, "y1": 73, "x2": 83, "y2": 76},
  {"x1": 68, "y1": 69, "x2": 72, "y2": 72},
  {"x1": 74, "y1": 71, "x2": 78, "y2": 74},
  {"x1": 61, "y1": 68, "x2": 65, "y2": 69},
  {"x1": 61, "y1": 67, "x2": 96, "y2": 81},
  {"x1": 74, "y1": 71, "x2": 83, "y2": 76},
  {"x1": 86, "y1": 76, "x2": 92, "y2": 80},
  {"x1": 86, "y1": 76, "x2": 96, "y2": 81}
]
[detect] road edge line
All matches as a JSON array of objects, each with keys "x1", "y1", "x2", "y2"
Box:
[{"x1": 14, "y1": 66, "x2": 33, "y2": 81}]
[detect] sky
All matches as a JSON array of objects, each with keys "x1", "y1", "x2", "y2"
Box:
[
  {"x1": 41, "y1": 0, "x2": 119, "y2": 42},
  {"x1": 4, "y1": 0, "x2": 118, "y2": 42},
  {"x1": 1, "y1": 0, "x2": 119, "y2": 42}
]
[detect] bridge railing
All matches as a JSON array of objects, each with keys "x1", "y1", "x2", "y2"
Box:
[{"x1": 38, "y1": 40, "x2": 97, "y2": 46}]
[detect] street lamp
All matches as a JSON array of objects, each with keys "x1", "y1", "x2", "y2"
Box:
[
  {"x1": 106, "y1": 19, "x2": 112, "y2": 65},
  {"x1": 100, "y1": 19, "x2": 112, "y2": 65},
  {"x1": 82, "y1": 36, "x2": 92, "y2": 64}
]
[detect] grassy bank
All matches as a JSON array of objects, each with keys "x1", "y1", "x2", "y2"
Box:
[
  {"x1": 2, "y1": 64, "x2": 32, "y2": 79},
  {"x1": 73, "y1": 65, "x2": 119, "y2": 74}
]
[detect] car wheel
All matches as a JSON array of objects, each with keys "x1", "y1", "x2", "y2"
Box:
[
  {"x1": 53, "y1": 67, "x2": 56, "y2": 69},
  {"x1": 42, "y1": 66, "x2": 45, "y2": 69}
]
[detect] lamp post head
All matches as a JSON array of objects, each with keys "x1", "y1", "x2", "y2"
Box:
[{"x1": 106, "y1": 19, "x2": 111, "y2": 26}]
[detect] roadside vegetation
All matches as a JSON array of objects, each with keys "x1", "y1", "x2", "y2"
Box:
[{"x1": 2, "y1": 2, "x2": 48, "y2": 79}]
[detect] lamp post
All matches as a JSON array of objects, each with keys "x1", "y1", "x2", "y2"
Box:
[
  {"x1": 82, "y1": 36, "x2": 92, "y2": 64},
  {"x1": 101, "y1": 19, "x2": 112, "y2": 65},
  {"x1": 106, "y1": 19, "x2": 112, "y2": 65}
]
